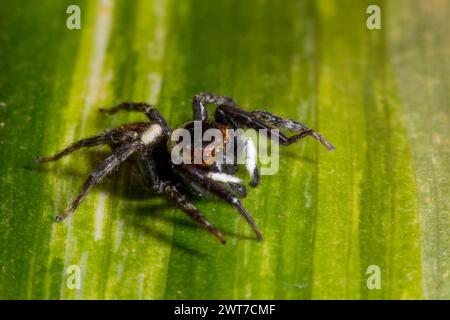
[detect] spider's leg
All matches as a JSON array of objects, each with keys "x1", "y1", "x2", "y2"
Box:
[
  {"x1": 251, "y1": 110, "x2": 335, "y2": 150},
  {"x1": 175, "y1": 164, "x2": 263, "y2": 241},
  {"x1": 192, "y1": 92, "x2": 237, "y2": 121},
  {"x1": 216, "y1": 105, "x2": 335, "y2": 150},
  {"x1": 192, "y1": 92, "x2": 334, "y2": 150},
  {"x1": 177, "y1": 166, "x2": 246, "y2": 198},
  {"x1": 241, "y1": 135, "x2": 260, "y2": 187},
  {"x1": 99, "y1": 102, "x2": 170, "y2": 133},
  {"x1": 136, "y1": 145, "x2": 226, "y2": 243},
  {"x1": 139, "y1": 153, "x2": 161, "y2": 193},
  {"x1": 138, "y1": 147, "x2": 171, "y2": 194},
  {"x1": 56, "y1": 142, "x2": 141, "y2": 221},
  {"x1": 227, "y1": 131, "x2": 260, "y2": 187},
  {"x1": 164, "y1": 184, "x2": 226, "y2": 244},
  {"x1": 227, "y1": 182, "x2": 247, "y2": 198},
  {"x1": 36, "y1": 132, "x2": 114, "y2": 163}
]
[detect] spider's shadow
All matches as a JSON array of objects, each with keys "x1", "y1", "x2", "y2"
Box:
[
  {"x1": 26, "y1": 150, "x2": 251, "y2": 255},
  {"x1": 278, "y1": 149, "x2": 317, "y2": 164}
]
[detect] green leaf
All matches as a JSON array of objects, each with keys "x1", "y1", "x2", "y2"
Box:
[{"x1": 0, "y1": 0, "x2": 448, "y2": 299}]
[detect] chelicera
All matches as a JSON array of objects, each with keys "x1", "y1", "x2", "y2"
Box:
[{"x1": 37, "y1": 93, "x2": 334, "y2": 244}]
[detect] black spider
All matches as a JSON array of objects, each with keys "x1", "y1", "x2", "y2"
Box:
[{"x1": 37, "y1": 93, "x2": 334, "y2": 244}]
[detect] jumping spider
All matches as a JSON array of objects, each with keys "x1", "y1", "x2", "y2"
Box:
[{"x1": 37, "y1": 93, "x2": 334, "y2": 244}]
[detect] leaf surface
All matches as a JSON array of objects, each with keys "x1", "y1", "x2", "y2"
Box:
[{"x1": 0, "y1": 0, "x2": 448, "y2": 299}]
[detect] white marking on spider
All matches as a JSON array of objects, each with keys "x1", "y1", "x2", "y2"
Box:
[
  {"x1": 207, "y1": 172, "x2": 243, "y2": 184},
  {"x1": 244, "y1": 137, "x2": 257, "y2": 179},
  {"x1": 141, "y1": 124, "x2": 162, "y2": 144}
]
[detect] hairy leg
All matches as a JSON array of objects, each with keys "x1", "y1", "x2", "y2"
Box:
[
  {"x1": 192, "y1": 92, "x2": 237, "y2": 121},
  {"x1": 242, "y1": 135, "x2": 260, "y2": 187},
  {"x1": 164, "y1": 183, "x2": 226, "y2": 244},
  {"x1": 36, "y1": 124, "x2": 147, "y2": 163},
  {"x1": 55, "y1": 142, "x2": 141, "y2": 221},
  {"x1": 217, "y1": 105, "x2": 335, "y2": 150},
  {"x1": 99, "y1": 102, "x2": 170, "y2": 133},
  {"x1": 251, "y1": 110, "x2": 335, "y2": 150},
  {"x1": 175, "y1": 164, "x2": 263, "y2": 241},
  {"x1": 36, "y1": 133, "x2": 113, "y2": 163}
]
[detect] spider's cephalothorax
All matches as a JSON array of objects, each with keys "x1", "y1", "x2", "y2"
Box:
[{"x1": 37, "y1": 93, "x2": 334, "y2": 244}]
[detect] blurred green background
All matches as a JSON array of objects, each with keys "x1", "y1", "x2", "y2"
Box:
[{"x1": 0, "y1": 0, "x2": 448, "y2": 299}]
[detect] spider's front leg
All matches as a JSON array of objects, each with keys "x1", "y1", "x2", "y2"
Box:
[
  {"x1": 216, "y1": 105, "x2": 335, "y2": 150},
  {"x1": 192, "y1": 92, "x2": 237, "y2": 121},
  {"x1": 174, "y1": 164, "x2": 263, "y2": 241},
  {"x1": 250, "y1": 110, "x2": 335, "y2": 150},
  {"x1": 240, "y1": 134, "x2": 260, "y2": 187},
  {"x1": 163, "y1": 183, "x2": 226, "y2": 244},
  {"x1": 192, "y1": 92, "x2": 334, "y2": 150},
  {"x1": 136, "y1": 143, "x2": 226, "y2": 244}
]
